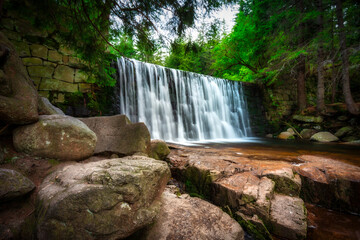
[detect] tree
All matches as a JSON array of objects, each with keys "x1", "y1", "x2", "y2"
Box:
[
  {"x1": 335, "y1": 0, "x2": 359, "y2": 114},
  {"x1": 316, "y1": 0, "x2": 326, "y2": 113},
  {"x1": 5, "y1": 0, "x2": 235, "y2": 85}
]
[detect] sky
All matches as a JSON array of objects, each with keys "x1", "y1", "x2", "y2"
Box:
[{"x1": 185, "y1": 4, "x2": 239, "y2": 40}]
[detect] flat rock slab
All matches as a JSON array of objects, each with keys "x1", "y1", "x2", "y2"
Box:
[
  {"x1": 142, "y1": 186, "x2": 244, "y2": 240},
  {"x1": 79, "y1": 115, "x2": 150, "y2": 156},
  {"x1": 37, "y1": 156, "x2": 170, "y2": 240},
  {"x1": 0, "y1": 168, "x2": 35, "y2": 202},
  {"x1": 13, "y1": 115, "x2": 97, "y2": 161}
]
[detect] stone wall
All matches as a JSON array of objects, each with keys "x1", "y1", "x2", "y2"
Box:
[
  {"x1": 263, "y1": 78, "x2": 298, "y2": 122},
  {"x1": 242, "y1": 82, "x2": 268, "y2": 136},
  {"x1": 0, "y1": 10, "x2": 93, "y2": 104}
]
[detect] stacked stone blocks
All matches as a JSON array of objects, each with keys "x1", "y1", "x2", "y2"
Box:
[{"x1": 0, "y1": 12, "x2": 93, "y2": 103}]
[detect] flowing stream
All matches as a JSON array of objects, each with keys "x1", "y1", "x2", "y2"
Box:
[{"x1": 116, "y1": 57, "x2": 252, "y2": 142}]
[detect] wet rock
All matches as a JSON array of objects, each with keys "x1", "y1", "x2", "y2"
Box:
[
  {"x1": 300, "y1": 129, "x2": 317, "y2": 139},
  {"x1": 79, "y1": 115, "x2": 150, "y2": 156},
  {"x1": 270, "y1": 194, "x2": 307, "y2": 240},
  {"x1": 38, "y1": 97, "x2": 65, "y2": 115},
  {"x1": 13, "y1": 115, "x2": 96, "y2": 161},
  {"x1": 37, "y1": 156, "x2": 170, "y2": 240},
  {"x1": 294, "y1": 155, "x2": 360, "y2": 214},
  {"x1": 293, "y1": 115, "x2": 323, "y2": 123},
  {"x1": 334, "y1": 126, "x2": 353, "y2": 138},
  {"x1": 0, "y1": 32, "x2": 39, "y2": 124},
  {"x1": 149, "y1": 139, "x2": 170, "y2": 160},
  {"x1": 278, "y1": 132, "x2": 294, "y2": 140},
  {"x1": 287, "y1": 128, "x2": 295, "y2": 135},
  {"x1": 265, "y1": 134, "x2": 273, "y2": 138},
  {"x1": 0, "y1": 169, "x2": 35, "y2": 202},
  {"x1": 310, "y1": 132, "x2": 339, "y2": 142},
  {"x1": 142, "y1": 187, "x2": 244, "y2": 240}
]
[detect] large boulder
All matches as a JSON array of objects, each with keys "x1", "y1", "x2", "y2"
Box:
[
  {"x1": 13, "y1": 115, "x2": 97, "y2": 161},
  {"x1": 141, "y1": 186, "x2": 244, "y2": 240},
  {"x1": 38, "y1": 97, "x2": 65, "y2": 115},
  {"x1": 310, "y1": 132, "x2": 339, "y2": 142},
  {"x1": 334, "y1": 126, "x2": 353, "y2": 138},
  {"x1": 79, "y1": 115, "x2": 151, "y2": 156},
  {"x1": 149, "y1": 139, "x2": 170, "y2": 160},
  {"x1": 0, "y1": 32, "x2": 38, "y2": 124},
  {"x1": 37, "y1": 156, "x2": 170, "y2": 240},
  {"x1": 0, "y1": 169, "x2": 35, "y2": 202}
]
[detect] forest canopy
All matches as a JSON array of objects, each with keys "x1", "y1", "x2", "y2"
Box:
[{"x1": 3, "y1": 0, "x2": 360, "y2": 114}]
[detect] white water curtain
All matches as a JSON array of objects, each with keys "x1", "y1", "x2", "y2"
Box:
[{"x1": 117, "y1": 57, "x2": 252, "y2": 142}]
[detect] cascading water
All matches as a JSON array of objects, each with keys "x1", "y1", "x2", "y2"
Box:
[{"x1": 116, "y1": 57, "x2": 252, "y2": 142}]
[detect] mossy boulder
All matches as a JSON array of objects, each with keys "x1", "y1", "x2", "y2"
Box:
[
  {"x1": 334, "y1": 126, "x2": 353, "y2": 138},
  {"x1": 293, "y1": 115, "x2": 323, "y2": 123},
  {"x1": 36, "y1": 156, "x2": 170, "y2": 240},
  {"x1": 13, "y1": 115, "x2": 97, "y2": 161},
  {"x1": 149, "y1": 139, "x2": 170, "y2": 160},
  {"x1": 0, "y1": 169, "x2": 35, "y2": 203},
  {"x1": 310, "y1": 132, "x2": 339, "y2": 142}
]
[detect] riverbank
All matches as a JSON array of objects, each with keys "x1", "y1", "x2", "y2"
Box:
[{"x1": 167, "y1": 139, "x2": 360, "y2": 239}]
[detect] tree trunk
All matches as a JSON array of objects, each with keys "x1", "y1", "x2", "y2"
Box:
[
  {"x1": 331, "y1": 63, "x2": 338, "y2": 103},
  {"x1": 297, "y1": 56, "x2": 306, "y2": 110},
  {"x1": 316, "y1": 0, "x2": 325, "y2": 113},
  {"x1": 297, "y1": 0, "x2": 306, "y2": 111},
  {"x1": 336, "y1": 0, "x2": 359, "y2": 114}
]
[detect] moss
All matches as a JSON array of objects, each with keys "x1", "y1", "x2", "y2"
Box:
[
  {"x1": 235, "y1": 214, "x2": 273, "y2": 240},
  {"x1": 266, "y1": 174, "x2": 300, "y2": 196},
  {"x1": 183, "y1": 167, "x2": 213, "y2": 199},
  {"x1": 48, "y1": 159, "x2": 60, "y2": 166}
]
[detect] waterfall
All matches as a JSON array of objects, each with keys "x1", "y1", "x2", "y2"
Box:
[{"x1": 116, "y1": 57, "x2": 252, "y2": 142}]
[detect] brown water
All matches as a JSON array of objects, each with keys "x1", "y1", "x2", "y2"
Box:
[{"x1": 171, "y1": 138, "x2": 360, "y2": 240}]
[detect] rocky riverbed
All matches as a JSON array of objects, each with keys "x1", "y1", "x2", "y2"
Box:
[{"x1": 167, "y1": 140, "x2": 360, "y2": 240}]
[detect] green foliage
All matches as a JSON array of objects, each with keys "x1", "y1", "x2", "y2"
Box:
[
  {"x1": 6, "y1": 0, "x2": 235, "y2": 87},
  {"x1": 165, "y1": 19, "x2": 226, "y2": 75}
]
